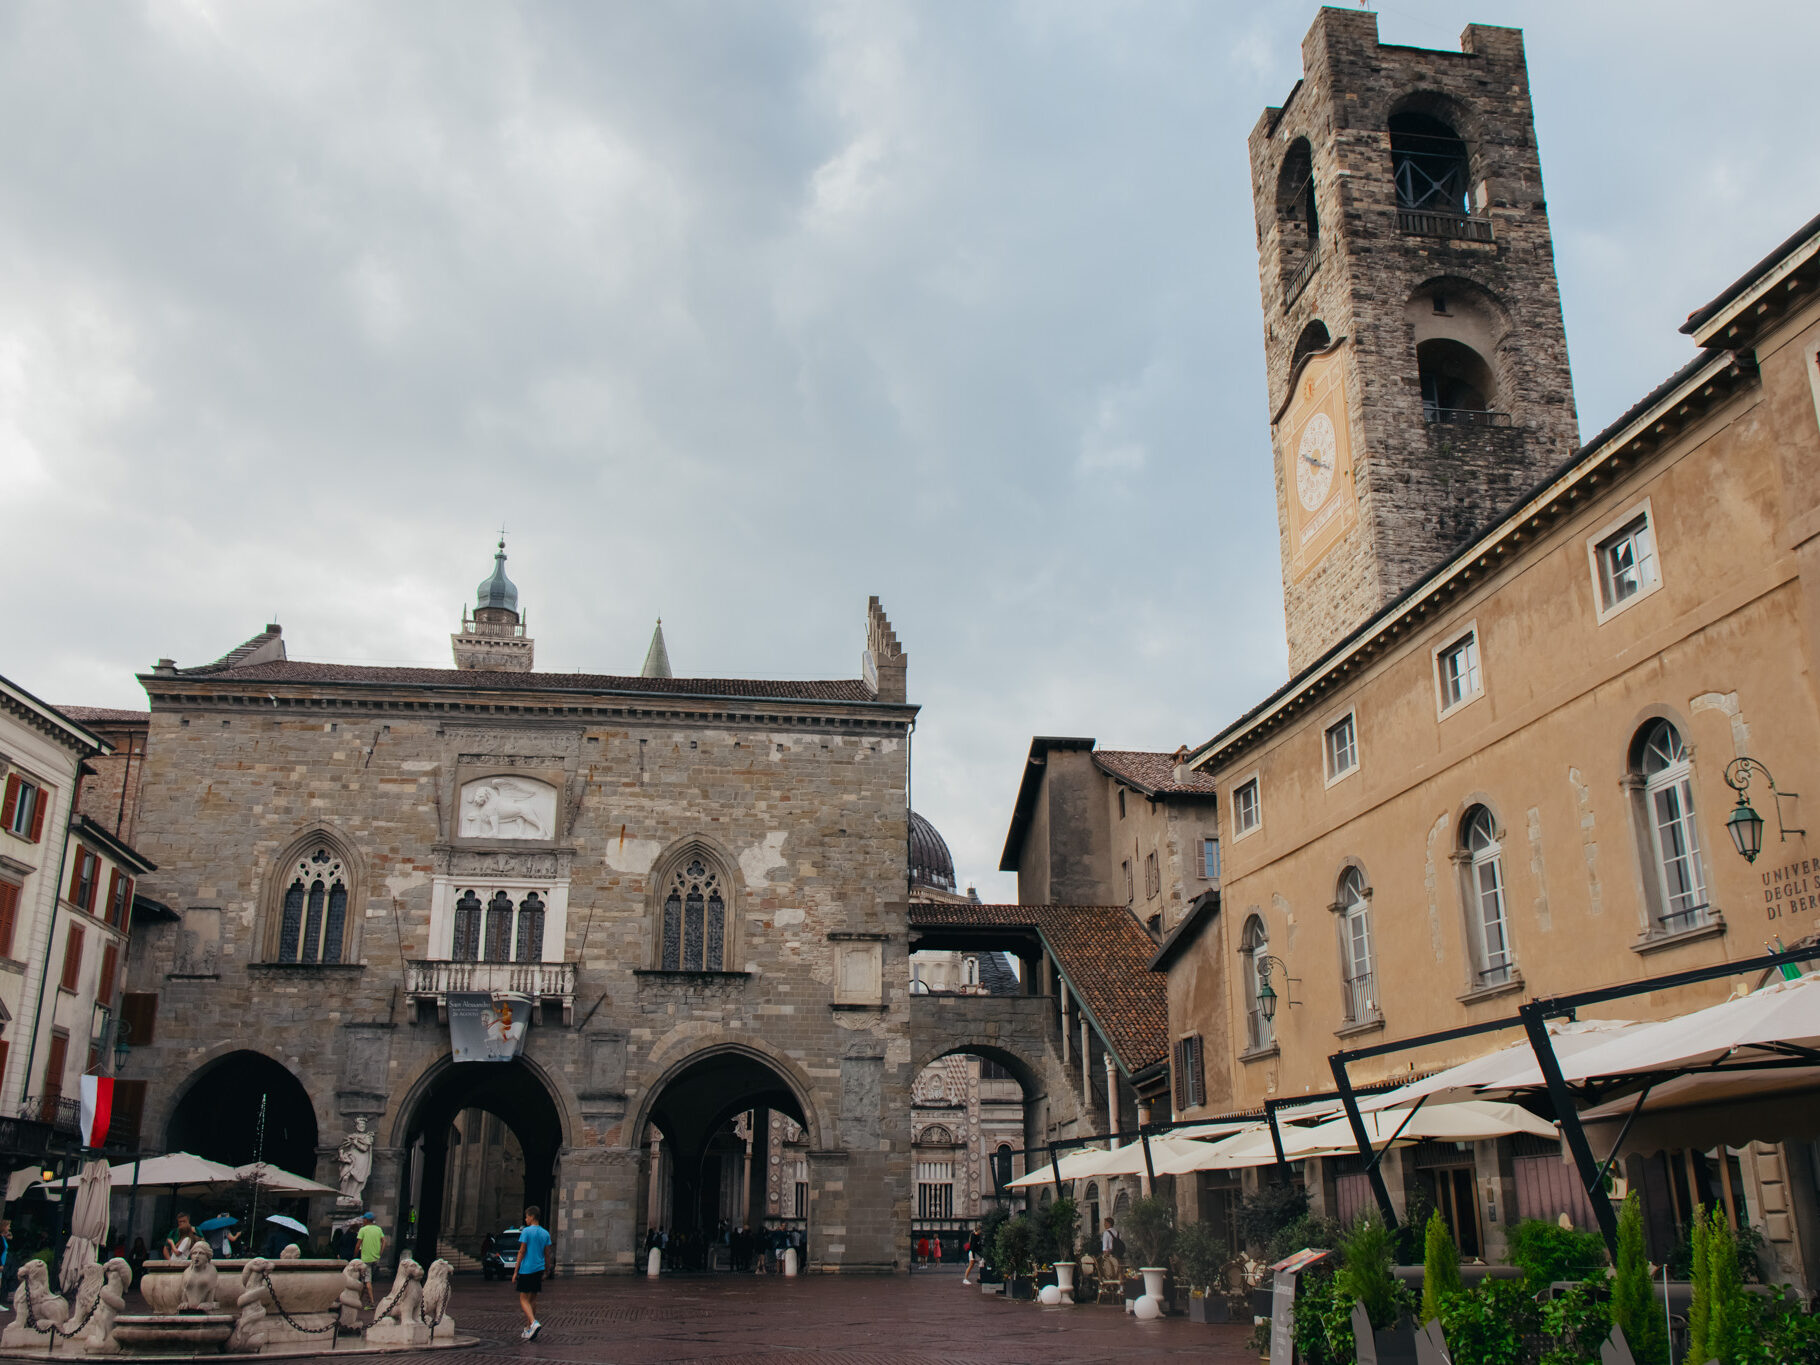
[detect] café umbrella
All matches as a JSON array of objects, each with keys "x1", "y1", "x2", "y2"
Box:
[{"x1": 60, "y1": 1158, "x2": 112, "y2": 1295}]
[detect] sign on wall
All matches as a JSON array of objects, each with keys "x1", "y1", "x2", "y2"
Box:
[
  {"x1": 448, "y1": 992, "x2": 531, "y2": 1063},
  {"x1": 1279, "y1": 345, "x2": 1359, "y2": 583}
]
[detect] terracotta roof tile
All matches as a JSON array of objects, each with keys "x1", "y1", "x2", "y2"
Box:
[
  {"x1": 56, "y1": 706, "x2": 151, "y2": 724},
  {"x1": 156, "y1": 659, "x2": 877, "y2": 704},
  {"x1": 1093, "y1": 749, "x2": 1218, "y2": 796},
  {"x1": 909, "y1": 903, "x2": 1167, "y2": 1072}
]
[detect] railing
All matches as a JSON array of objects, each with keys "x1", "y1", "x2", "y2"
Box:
[
  {"x1": 1425, "y1": 407, "x2": 1513, "y2": 428},
  {"x1": 0, "y1": 1112, "x2": 58, "y2": 1162},
  {"x1": 404, "y1": 959, "x2": 577, "y2": 999},
  {"x1": 1245, "y1": 1008, "x2": 1274, "y2": 1053},
  {"x1": 1478, "y1": 959, "x2": 1516, "y2": 988},
  {"x1": 1397, "y1": 209, "x2": 1494, "y2": 243},
  {"x1": 1343, "y1": 974, "x2": 1379, "y2": 1025},
  {"x1": 20, "y1": 1095, "x2": 81, "y2": 1135},
  {"x1": 1282, "y1": 247, "x2": 1321, "y2": 310}
]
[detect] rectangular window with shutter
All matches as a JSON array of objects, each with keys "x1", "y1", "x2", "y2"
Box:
[
  {"x1": 60, "y1": 924, "x2": 84, "y2": 992},
  {"x1": 107, "y1": 871, "x2": 133, "y2": 928},
  {"x1": 98, "y1": 943, "x2": 119, "y2": 1004},
  {"x1": 120, "y1": 992, "x2": 158, "y2": 1046},
  {"x1": 1173, "y1": 1034, "x2": 1206, "y2": 1110},
  {"x1": 1145, "y1": 851, "x2": 1160, "y2": 899},
  {"x1": 3, "y1": 775, "x2": 47, "y2": 843},
  {"x1": 70, "y1": 847, "x2": 100, "y2": 912},
  {"x1": 0, "y1": 880, "x2": 18, "y2": 958},
  {"x1": 1201, "y1": 837, "x2": 1221, "y2": 880}
]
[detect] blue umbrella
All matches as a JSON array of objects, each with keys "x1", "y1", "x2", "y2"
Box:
[{"x1": 198, "y1": 1214, "x2": 238, "y2": 1232}]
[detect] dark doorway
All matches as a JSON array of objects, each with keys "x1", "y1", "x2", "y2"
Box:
[
  {"x1": 167, "y1": 1050, "x2": 319, "y2": 1177},
  {"x1": 398, "y1": 1059, "x2": 563, "y2": 1267},
  {"x1": 643, "y1": 1050, "x2": 808, "y2": 1261}
]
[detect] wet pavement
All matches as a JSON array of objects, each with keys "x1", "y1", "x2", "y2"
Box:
[{"x1": 327, "y1": 1269, "x2": 1262, "y2": 1364}]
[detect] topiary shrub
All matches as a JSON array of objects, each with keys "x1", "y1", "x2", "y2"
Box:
[
  {"x1": 1236, "y1": 1181, "x2": 1309, "y2": 1253},
  {"x1": 1436, "y1": 1278, "x2": 1537, "y2": 1365},
  {"x1": 1688, "y1": 1205, "x2": 1749, "y2": 1365},
  {"x1": 1038, "y1": 1196, "x2": 1078, "y2": 1266},
  {"x1": 1505, "y1": 1217, "x2": 1609, "y2": 1292},
  {"x1": 1335, "y1": 1212, "x2": 1409, "y2": 1332},
  {"x1": 1171, "y1": 1219, "x2": 1224, "y2": 1294},
  {"x1": 1419, "y1": 1209, "x2": 1463, "y2": 1325},
  {"x1": 1611, "y1": 1193, "x2": 1667, "y2": 1365},
  {"x1": 1123, "y1": 1194, "x2": 1176, "y2": 1269}
]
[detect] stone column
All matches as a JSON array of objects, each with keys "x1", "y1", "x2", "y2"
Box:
[
  {"x1": 1060, "y1": 987, "x2": 1072, "y2": 1065},
  {"x1": 1080, "y1": 1018, "x2": 1093, "y2": 1131},
  {"x1": 1137, "y1": 1101, "x2": 1152, "y2": 1196},
  {"x1": 556, "y1": 1145, "x2": 642, "y2": 1274},
  {"x1": 1105, "y1": 1054, "x2": 1120, "y2": 1148}
]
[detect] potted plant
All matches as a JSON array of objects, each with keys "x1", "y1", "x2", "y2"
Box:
[
  {"x1": 1125, "y1": 1195, "x2": 1177, "y2": 1312},
  {"x1": 1043, "y1": 1196, "x2": 1078, "y2": 1296},
  {"x1": 977, "y1": 1206, "x2": 1009, "y2": 1288},
  {"x1": 1174, "y1": 1221, "x2": 1225, "y2": 1324},
  {"x1": 1338, "y1": 1213, "x2": 1417, "y2": 1358},
  {"x1": 994, "y1": 1215, "x2": 1037, "y2": 1300}
]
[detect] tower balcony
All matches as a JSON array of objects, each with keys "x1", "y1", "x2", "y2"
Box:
[
  {"x1": 405, "y1": 959, "x2": 577, "y2": 1024},
  {"x1": 1397, "y1": 209, "x2": 1494, "y2": 244}
]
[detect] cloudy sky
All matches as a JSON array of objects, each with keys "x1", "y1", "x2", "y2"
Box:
[{"x1": 5, "y1": 1, "x2": 1816, "y2": 898}]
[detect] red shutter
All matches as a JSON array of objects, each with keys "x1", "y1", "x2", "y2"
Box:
[
  {"x1": 116, "y1": 877, "x2": 134, "y2": 928},
  {"x1": 60, "y1": 924, "x2": 84, "y2": 992},
  {"x1": 106, "y1": 1079, "x2": 146, "y2": 1149},
  {"x1": 0, "y1": 882, "x2": 16, "y2": 958},
  {"x1": 70, "y1": 850, "x2": 85, "y2": 904},
  {"x1": 98, "y1": 944, "x2": 119, "y2": 1003},
  {"x1": 42, "y1": 1033, "x2": 68, "y2": 1106},
  {"x1": 0, "y1": 776, "x2": 16, "y2": 831},
  {"x1": 28, "y1": 785, "x2": 45, "y2": 842},
  {"x1": 120, "y1": 992, "x2": 157, "y2": 1046}
]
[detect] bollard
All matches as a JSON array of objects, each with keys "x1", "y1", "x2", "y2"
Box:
[
  {"x1": 783, "y1": 1248, "x2": 798, "y2": 1277},
  {"x1": 647, "y1": 1248, "x2": 661, "y2": 1279}
]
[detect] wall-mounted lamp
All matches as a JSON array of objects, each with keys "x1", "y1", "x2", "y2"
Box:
[
  {"x1": 1256, "y1": 955, "x2": 1299, "y2": 1021},
  {"x1": 1724, "y1": 758, "x2": 1804, "y2": 863},
  {"x1": 111, "y1": 1019, "x2": 132, "y2": 1072}
]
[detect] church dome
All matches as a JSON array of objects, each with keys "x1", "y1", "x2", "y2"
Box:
[
  {"x1": 909, "y1": 810, "x2": 956, "y2": 892},
  {"x1": 476, "y1": 540, "x2": 519, "y2": 614}
]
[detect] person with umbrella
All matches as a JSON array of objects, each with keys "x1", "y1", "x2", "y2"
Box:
[
  {"x1": 262, "y1": 1215, "x2": 308, "y2": 1258},
  {"x1": 198, "y1": 1215, "x2": 239, "y2": 1258}
]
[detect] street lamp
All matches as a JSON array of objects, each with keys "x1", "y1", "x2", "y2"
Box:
[
  {"x1": 1723, "y1": 758, "x2": 1803, "y2": 863},
  {"x1": 1255, "y1": 955, "x2": 1297, "y2": 1021},
  {"x1": 111, "y1": 1020, "x2": 132, "y2": 1072}
]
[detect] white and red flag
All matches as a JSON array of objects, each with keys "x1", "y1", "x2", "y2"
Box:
[{"x1": 78, "y1": 1075, "x2": 114, "y2": 1149}]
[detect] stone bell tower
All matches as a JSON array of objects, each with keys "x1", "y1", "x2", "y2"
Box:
[
  {"x1": 451, "y1": 539, "x2": 535, "y2": 671},
  {"x1": 1252, "y1": 8, "x2": 1579, "y2": 671}
]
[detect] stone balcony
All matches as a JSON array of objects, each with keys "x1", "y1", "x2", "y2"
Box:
[{"x1": 405, "y1": 959, "x2": 578, "y2": 1024}]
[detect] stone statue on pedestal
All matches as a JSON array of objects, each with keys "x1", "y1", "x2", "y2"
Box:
[{"x1": 338, "y1": 1117, "x2": 375, "y2": 1205}]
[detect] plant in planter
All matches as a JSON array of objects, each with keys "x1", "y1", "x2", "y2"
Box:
[
  {"x1": 1040, "y1": 1196, "x2": 1078, "y2": 1274},
  {"x1": 1505, "y1": 1218, "x2": 1608, "y2": 1293},
  {"x1": 993, "y1": 1215, "x2": 1037, "y2": 1300},
  {"x1": 977, "y1": 1206, "x2": 1010, "y2": 1285},
  {"x1": 1611, "y1": 1193, "x2": 1667, "y2": 1365},
  {"x1": 1435, "y1": 1277, "x2": 1537, "y2": 1365},
  {"x1": 1687, "y1": 1204, "x2": 1749, "y2": 1365},
  {"x1": 1336, "y1": 1213, "x2": 1416, "y2": 1355},
  {"x1": 1235, "y1": 1181, "x2": 1309, "y2": 1256},
  {"x1": 1173, "y1": 1221, "x2": 1225, "y2": 1323}
]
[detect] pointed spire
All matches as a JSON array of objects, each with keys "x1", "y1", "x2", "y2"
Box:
[{"x1": 641, "y1": 619, "x2": 672, "y2": 679}]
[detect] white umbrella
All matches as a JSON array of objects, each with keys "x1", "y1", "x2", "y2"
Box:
[
  {"x1": 60, "y1": 1158, "x2": 111, "y2": 1294},
  {"x1": 234, "y1": 1162, "x2": 337, "y2": 1196},
  {"x1": 45, "y1": 1152, "x2": 242, "y2": 1192},
  {"x1": 1067, "y1": 1135, "x2": 1227, "y2": 1179},
  {"x1": 1553, "y1": 976, "x2": 1820, "y2": 1082},
  {"x1": 1363, "y1": 1019, "x2": 1644, "y2": 1109},
  {"x1": 1008, "y1": 1141, "x2": 1146, "y2": 1189},
  {"x1": 1291, "y1": 1100, "x2": 1557, "y2": 1153}
]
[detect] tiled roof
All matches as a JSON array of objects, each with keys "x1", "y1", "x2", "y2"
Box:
[
  {"x1": 1093, "y1": 749, "x2": 1218, "y2": 796},
  {"x1": 909, "y1": 903, "x2": 1168, "y2": 1072},
  {"x1": 56, "y1": 706, "x2": 151, "y2": 724},
  {"x1": 154, "y1": 659, "x2": 877, "y2": 704}
]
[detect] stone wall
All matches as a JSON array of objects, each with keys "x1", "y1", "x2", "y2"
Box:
[
  {"x1": 122, "y1": 678, "x2": 916, "y2": 1274},
  {"x1": 1250, "y1": 9, "x2": 1580, "y2": 671}
]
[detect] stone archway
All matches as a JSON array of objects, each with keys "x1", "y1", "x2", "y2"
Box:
[
  {"x1": 166, "y1": 1049, "x2": 320, "y2": 1177},
  {"x1": 635, "y1": 1046, "x2": 818, "y2": 1264},
  {"x1": 394, "y1": 1057, "x2": 566, "y2": 1266}
]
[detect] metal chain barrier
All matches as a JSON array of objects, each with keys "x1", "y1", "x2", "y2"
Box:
[
  {"x1": 16, "y1": 1276, "x2": 105, "y2": 1340},
  {"x1": 258, "y1": 1270, "x2": 340, "y2": 1336}
]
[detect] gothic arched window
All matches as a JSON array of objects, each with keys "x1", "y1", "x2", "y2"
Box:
[
  {"x1": 452, "y1": 890, "x2": 482, "y2": 962},
  {"x1": 516, "y1": 892, "x2": 546, "y2": 962},
  {"x1": 484, "y1": 891, "x2": 515, "y2": 963},
  {"x1": 657, "y1": 848, "x2": 733, "y2": 971},
  {"x1": 275, "y1": 844, "x2": 352, "y2": 964}
]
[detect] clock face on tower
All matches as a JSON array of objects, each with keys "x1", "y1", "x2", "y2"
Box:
[{"x1": 1296, "y1": 413, "x2": 1337, "y2": 511}]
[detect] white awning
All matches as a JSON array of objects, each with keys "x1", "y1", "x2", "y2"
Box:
[
  {"x1": 1557, "y1": 976, "x2": 1820, "y2": 1081},
  {"x1": 1363, "y1": 1019, "x2": 1644, "y2": 1109}
]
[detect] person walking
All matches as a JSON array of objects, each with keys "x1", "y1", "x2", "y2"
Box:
[
  {"x1": 960, "y1": 1229, "x2": 982, "y2": 1285},
  {"x1": 355, "y1": 1213, "x2": 384, "y2": 1308},
  {"x1": 515, "y1": 1205, "x2": 551, "y2": 1341}
]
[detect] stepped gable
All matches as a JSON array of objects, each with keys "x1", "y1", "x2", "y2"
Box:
[{"x1": 908, "y1": 902, "x2": 1167, "y2": 1071}]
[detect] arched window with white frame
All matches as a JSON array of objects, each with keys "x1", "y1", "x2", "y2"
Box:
[
  {"x1": 1241, "y1": 915, "x2": 1274, "y2": 1051},
  {"x1": 1634, "y1": 720, "x2": 1710, "y2": 933},
  {"x1": 1461, "y1": 807, "x2": 1514, "y2": 986},
  {"x1": 1335, "y1": 868, "x2": 1377, "y2": 1024}
]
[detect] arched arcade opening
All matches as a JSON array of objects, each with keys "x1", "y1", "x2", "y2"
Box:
[
  {"x1": 167, "y1": 1050, "x2": 319, "y2": 1176},
  {"x1": 396, "y1": 1058, "x2": 564, "y2": 1267},
  {"x1": 638, "y1": 1048, "x2": 814, "y2": 1271}
]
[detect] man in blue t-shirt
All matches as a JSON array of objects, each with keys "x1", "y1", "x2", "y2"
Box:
[{"x1": 515, "y1": 1206, "x2": 552, "y2": 1340}]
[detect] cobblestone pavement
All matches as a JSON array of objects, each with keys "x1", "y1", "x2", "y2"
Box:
[{"x1": 323, "y1": 1272, "x2": 1261, "y2": 1364}]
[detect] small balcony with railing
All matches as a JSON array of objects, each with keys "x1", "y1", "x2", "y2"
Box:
[
  {"x1": 405, "y1": 960, "x2": 578, "y2": 1024},
  {"x1": 1398, "y1": 209, "x2": 1494, "y2": 243},
  {"x1": 1339, "y1": 973, "x2": 1383, "y2": 1035}
]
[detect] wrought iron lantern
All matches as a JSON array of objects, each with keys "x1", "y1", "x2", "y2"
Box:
[{"x1": 1723, "y1": 758, "x2": 1802, "y2": 863}]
